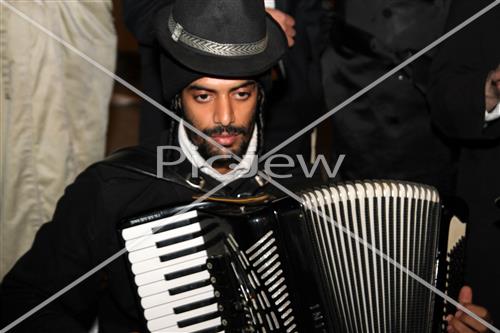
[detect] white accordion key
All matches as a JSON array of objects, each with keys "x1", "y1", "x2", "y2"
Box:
[
  {"x1": 126, "y1": 222, "x2": 202, "y2": 251},
  {"x1": 131, "y1": 257, "x2": 162, "y2": 275},
  {"x1": 134, "y1": 253, "x2": 208, "y2": 286},
  {"x1": 151, "y1": 317, "x2": 222, "y2": 333},
  {"x1": 128, "y1": 234, "x2": 205, "y2": 263},
  {"x1": 141, "y1": 284, "x2": 214, "y2": 309},
  {"x1": 176, "y1": 317, "x2": 222, "y2": 332},
  {"x1": 144, "y1": 289, "x2": 215, "y2": 320},
  {"x1": 131, "y1": 250, "x2": 208, "y2": 275},
  {"x1": 147, "y1": 303, "x2": 219, "y2": 331},
  {"x1": 138, "y1": 270, "x2": 210, "y2": 297},
  {"x1": 122, "y1": 210, "x2": 198, "y2": 240}
]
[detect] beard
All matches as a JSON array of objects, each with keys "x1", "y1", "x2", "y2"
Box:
[{"x1": 184, "y1": 114, "x2": 256, "y2": 169}]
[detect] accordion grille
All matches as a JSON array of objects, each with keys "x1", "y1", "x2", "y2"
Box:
[{"x1": 301, "y1": 181, "x2": 441, "y2": 333}]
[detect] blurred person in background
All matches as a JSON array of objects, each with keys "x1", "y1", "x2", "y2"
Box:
[
  {"x1": 321, "y1": 0, "x2": 457, "y2": 195},
  {"x1": 0, "y1": 1, "x2": 116, "y2": 278},
  {"x1": 123, "y1": 0, "x2": 326, "y2": 158},
  {"x1": 429, "y1": 0, "x2": 500, "y2": 324}
]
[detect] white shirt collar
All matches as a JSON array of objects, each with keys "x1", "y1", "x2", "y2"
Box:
[{"x1": 178, "y1": 120, "x2": 258, "y2": 183}]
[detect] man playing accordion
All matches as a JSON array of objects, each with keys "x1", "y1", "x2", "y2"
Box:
[{"x1": 0, "y1": 0, "x2": 493, "y2": 332}]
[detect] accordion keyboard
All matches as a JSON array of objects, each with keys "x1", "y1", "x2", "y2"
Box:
[
  {"x1": 121, "y1": 210, "x2": 224, "y2": 333},
  {"x1": 118, "y1": 181, "x2": 463, "y2": 333}
]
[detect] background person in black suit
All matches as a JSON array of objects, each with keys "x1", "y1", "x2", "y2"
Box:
[
  {"x1": 429, "y1": 0, "x2": 500, "y2": 326},
  {"x1": 123, "y1": 0, "x2": 326, "y2": 158},
  {"x1": 321, "y1": 0, "x2": 457, "y2": 195}
]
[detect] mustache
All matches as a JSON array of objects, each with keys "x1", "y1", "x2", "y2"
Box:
[{"x1": 203, "y1": 125, "x2": 247, "y2": 136}]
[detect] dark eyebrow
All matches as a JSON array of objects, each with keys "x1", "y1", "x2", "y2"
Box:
[
  {"x1": 229, "y1": 80, "x2": 257, "y2": 92},
  {"x1": 186, "y1": 85, "x2": 216, "y2": 93},
  {"x1": 186, "y1": 80, "x2": 256, "y2": 93}
]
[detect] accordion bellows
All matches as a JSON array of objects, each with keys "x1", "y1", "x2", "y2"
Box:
[
  {"x1": 301, "y1": 181, "x2": 442, "y2": 333},
  {"x1": 120, "y1": 180, "x2": 459, "y2": 333}
]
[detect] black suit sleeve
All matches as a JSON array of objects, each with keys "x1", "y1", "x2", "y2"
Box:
[
  {"x1": 0, "y1": 169, "x2": 104, "y2": 332},
  {"x1": 295, "y1": 0, "x2": 328, "y2": 60},
  {"x1": 428, "y1": 0, "x2": 500, "y2": 141}
]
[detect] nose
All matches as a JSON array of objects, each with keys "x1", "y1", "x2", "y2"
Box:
[{"x1": 213, "y1": 95, "x2": 234, "y2": 127}]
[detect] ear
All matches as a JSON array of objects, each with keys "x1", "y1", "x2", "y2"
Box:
[
  {"x1": 257, "y1": 84, "x2": 266, "y2": 109},
  {"x1": 172, "y1": 94, "x2": 183, "y2": 113}
]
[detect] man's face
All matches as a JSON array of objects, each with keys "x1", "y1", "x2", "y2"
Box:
[{"x1": 181, "y1": 77, "x2": 258, "y2": 165}]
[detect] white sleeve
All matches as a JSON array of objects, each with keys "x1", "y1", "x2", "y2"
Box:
[
  {"x1": 485, "y1": 102, "x2": 500, "y2": 122},
  {"x1": 264, "y1": 0, "x2": 276, "y2": 8}
]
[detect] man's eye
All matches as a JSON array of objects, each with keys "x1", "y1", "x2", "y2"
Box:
[
  {"x1": 235, "y1": 92, "x2": 250, "y2": 100},
  {"x1": 194, "y1": 94, "x2": 211, "y2": 102}
]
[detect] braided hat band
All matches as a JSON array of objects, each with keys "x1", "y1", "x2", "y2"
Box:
[{"x1": 168, "y1": 15, "x2": 268, "y2": 57}]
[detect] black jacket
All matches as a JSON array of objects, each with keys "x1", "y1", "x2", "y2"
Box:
[
  {"x1": 0, "y1": 137, "x2": 293, "y2": 332},
  {"x1": 428, "y1": 0, "x2": 500, "y2": 324},
  {"x1": 321, "y1": 0, "x2": 456, "y2": 194}
]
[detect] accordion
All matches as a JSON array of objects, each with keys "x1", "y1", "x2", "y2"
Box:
[{"x1": 119, "y1": 180, "x2": 466, "y2": 333}]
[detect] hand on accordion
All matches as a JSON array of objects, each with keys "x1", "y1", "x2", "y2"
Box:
[{"x1": 446, "y1": 286, "x2": 492, "y2": 333}]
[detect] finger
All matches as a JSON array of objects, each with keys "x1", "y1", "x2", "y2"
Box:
[
  {"x1": 448, "y1": 316, "x2": 477, "y2": 333},
  {"x1": 270, "y1": 14, "x2": 292, "y2": 41},
  {"x1": 456, "y1": 305, "x2": 490, "y2": 333},
  {"x1": 265, "y1": 7, "x2": 275, "y2": 16},
  {"x1": 284, "y1": 27, "x2": 296, "y2": 40},
  {"x1": 458, "y1": 286, "x2": 473, "y2": 305},
  {"x1": 266, "y1": 8, "x2": 289, "y2": 26},
  {"x1": 447, "y1": 315, "x2": 457, "y2": 333},
  {"x1": 283, "y1": 27, "x2": 295, "y2": 45},
  {"x1": 266, "y1": 8, "x2": 284, "y2": 26},
  {"x1": 284, "y1": 14, "x2": 296, "y2": 26}
]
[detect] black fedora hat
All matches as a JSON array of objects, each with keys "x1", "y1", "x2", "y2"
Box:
[{"x1": 155, "y1": 0, "x2": 287, "y2": 86}]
